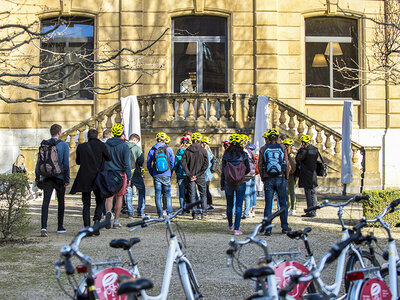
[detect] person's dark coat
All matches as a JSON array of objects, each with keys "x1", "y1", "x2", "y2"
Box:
[
  {"x1": 70, "y1": 138, "x2": 111, "y2": 194},
  {"x1": 181, "y1": 143, "x2": 209, "y2": 179},
  {"x1": 295, "y1": 144, "x2": 319, "y2": 189}
]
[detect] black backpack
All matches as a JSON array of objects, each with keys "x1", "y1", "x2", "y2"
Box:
[
  {"x1": 37, "y1": 139, "x2": 62, "y2": 177},
  {"x1": 94, "y1": 170, "x2": 124, "y2": 199}
]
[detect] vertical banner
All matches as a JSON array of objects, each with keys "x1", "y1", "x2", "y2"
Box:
[
  {"x1": 121, "y1": 95, "x2": 142, "y2": 148},
  {"x1": 341, "y1": 101, "x2": 353, "y2": 185},
  {"x1": 254, "y1": 95, "x2": 269, "y2": 191}
]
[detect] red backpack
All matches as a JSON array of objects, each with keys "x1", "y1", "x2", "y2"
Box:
[{"x1": 224, "y1": 161, "x2": 246, "y2": 186}]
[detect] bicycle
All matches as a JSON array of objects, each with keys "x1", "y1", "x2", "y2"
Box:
[
  {"x1": 118, "y1": 200, "x2": 204, "y2": 300},
  {"x1": 55, "y1": 218, "x2": 154, "y2": 300},
  {"x1": 303, "y1": 194, "x2": 380, "y2": 296},
  {"x1": 345, "y1": 198, "x2": 400, "y2": 300}
]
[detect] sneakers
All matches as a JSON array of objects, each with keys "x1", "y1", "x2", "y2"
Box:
[
  {"x1": 292, "y1": 209, "x2": 296, "y2": 216},
  {"x1": 41, "y1": 228, "x2": 48, "y2": 237},
  {"x1": 282, "y1": 227, "x2": 292, "y2": 234},
  {"x1": 113, "y1": 219, "x2": 122, "y2": 229},
  {"x1": 127, "y1": 214, "x2": 134, "y2": 219},
  {"x1": 234, "y1": 230, "x2": 243, "y2": 235},
  {"x1": 242, "y1": 215, "x2": 248, "y2": 219},
  {"x1": 93, "y1": 221, "x2": 100, "y2": 236},
  {"x1": 301, "y1": 213, "x2": 316, "y2": 218},
  {"x1": 264, "y1": 231, "x2": 272, "y2": 236},
  {"x1": 228, "y1": 225, "x2": 233, "y2": 231},
  {"x1": 105, "y1": 211, "x2": 112, "y2": 229},
  {"x1": 207, "y1": 205, "x2": 215, "y2": 212},
  {"x1": 288, "y1": 209, "x2": 293, "y2": 216},
  {"x1": 57, "y1": 226, "x2": 67, "y2": 234}
]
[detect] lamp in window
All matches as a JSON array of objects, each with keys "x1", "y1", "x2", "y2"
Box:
[
  {"x1": 312, "y1": 54, "x2": 328, "y2": 67},
  {"x1": 324, "y1": 42, "x2": 343, "y2": 56},
  {"x1": 185, "y1": 42, "x2": 197, "y2": 55}
]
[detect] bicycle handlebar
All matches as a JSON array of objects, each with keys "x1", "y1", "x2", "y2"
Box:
[
  {"x1": 304, "y1": 194, "x2": 369, "y2": 213},
  {"x1": 326, "y1": 229, "x2": 361, "y2": 264}
]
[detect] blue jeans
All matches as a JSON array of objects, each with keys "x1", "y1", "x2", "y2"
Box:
[
  {"x1": 177, "y1": 178, "x2": 186, "y2": 208},
  {"x1": 154, "y1": 176, "x2": 172, "y2": 217},
  {"x1": 126, "y1": 175, "x2": 146, "y2": 216},
  {"x1": 225, "y1": 183, "x2": 246, "y2": 230},
  {"x1": 263, "y1": 177, "x2": 289, "y2": 232},
  {"x1": 244, "y1": 178, "x2": 256, "y2": 217}
]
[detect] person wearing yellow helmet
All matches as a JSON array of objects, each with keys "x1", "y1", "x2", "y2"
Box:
[
  {"x1": 240, "y1": 134, "x2": 249, "y2": 146},
  {"x1": 126, "y1": 133, "x2": 146, "y2": 218},
  {"x1": 104, "y1": 123, "x2": 132, "y2": 229},
  {"x1": 296, "y1": 134, "x2": 321, "y2": 218},
  {"x1": 181, "y1": 132, "x2": 210, "y2": 220},
  {"x1": 283, "y1": 138, "x2": 297, "y2": 216},
  {"x1": 201, "y1": 136, "x2": 215, "y2": 211},
  {"x1": 147, "y1": 131, "x2": 175, "y2": 217},
  {"x1": 221, "y1": 135, "x2": 251, "y2": 235},
  {"x1": 258, "y1": 127, "x2": 291, "y2": 235}
]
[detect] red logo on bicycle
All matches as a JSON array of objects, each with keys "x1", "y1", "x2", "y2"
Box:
[
  {"x1": 360, "y1": 278, "x2": 391, "y2": 300},
  {"x1": 94, "y1": 267, "x2": 134, "y2": 300},
  {"x1": 273, "y1": 261, "x2": 311, "y2": 300}
]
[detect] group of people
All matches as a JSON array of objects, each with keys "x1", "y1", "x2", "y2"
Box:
[{"x1": 32, "y1": 123, "x2": 323, "y2": 238}]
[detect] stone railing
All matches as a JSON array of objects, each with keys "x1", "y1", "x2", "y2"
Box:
[{"x1": 53, "y1": 93, "x2": 380, "y2": 192}]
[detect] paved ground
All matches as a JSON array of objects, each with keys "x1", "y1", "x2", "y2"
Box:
[{"x1": 0, "y1": 195, "x2": 399, "y2": 299}]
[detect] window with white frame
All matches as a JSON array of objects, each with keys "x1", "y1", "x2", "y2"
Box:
[
  {"x1": 172, "y1": 16, "x2": 227, "y2": 93},
  {"x1": 305, "y1": 17, "x2": 359, "y2": 99},
  {"x1": 40, "y1": 16, "x2": 94, "y2": 100}
]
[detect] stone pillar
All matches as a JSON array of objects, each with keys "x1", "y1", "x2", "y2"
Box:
[{"x1": 362, "y1": 146, "x2": 382, "y2": 190}]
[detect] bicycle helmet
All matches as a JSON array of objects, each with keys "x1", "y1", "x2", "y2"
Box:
[
  {"x1": 111, "y1": 123, "x2": 124, "y2": 137},
  {"x1": 201, "y1": 136, "x2": 211, "y2": 144},
  {"x1": 301, "y1": 134, "x2": 312, "y2": 143},
  {"x1": 283, "y1": 138, "x2": 294, "y2": 145},
  {"x1": 266, "y1": 128, "x2": 279, "y2": 137},
  {"x1": 240, "y1": 134, "x2": 249, "y2": 145},
  {"x1": 156, "y1": 132, "x2": 167, "y2": 141},
  {"x1": 229, "y1": 134, "x2": 241, "y2": 145},
  {"x1": 192, "y1": 132, "x2": 202, "y2": 142},
  {"x1": 165, "y1": 135, "x2": 171, "y2": 144}
]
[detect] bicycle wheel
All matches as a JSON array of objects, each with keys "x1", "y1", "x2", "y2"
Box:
[
  {"x1": 178, "y1": 262, "x2": 195, "y2": 300},
  {"x1": 380, "y1": 266, "x2": 400, "y2": 297},
  {"x1": 345, "y1": 250, "x2": 380, "y2": 291}
]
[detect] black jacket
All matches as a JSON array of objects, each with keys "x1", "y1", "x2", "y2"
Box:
[
  {"x1": 70, "y1": 138, "x2": 111, "y2": 193},
  {"x1": 181, "y1": 143, "x2": 209, "y2": 179},
  {"x1": 295, "y1": 144, "x2": 319, "y2": 189}
]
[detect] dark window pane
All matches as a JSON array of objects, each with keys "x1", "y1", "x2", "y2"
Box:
[
  {"x1": 174, "y1": 42, "x2": 197, "y2": 92},
  {"x1": 174, "y1": 16, "x2": 226, "y2": 36},
  {"x1": 202, "y1": 43, "x2": 226, "y2": 92},
  {"x1": 306, "y1": 17, "x2": 357, "y2": 37},
  {"x1": 306, "y1": 43, "x2": 330, "y2": 97},
  {"x1": 333, "y1": 43, "x2": 359, "y2": 99}
]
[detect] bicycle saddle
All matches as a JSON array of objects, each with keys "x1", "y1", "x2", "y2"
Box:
[
  {"x1": 286, "y1": 227, "x2": 312, "y2": 239},
  {"x1": 117, "y1": 277, "x2": 154, "y2": 295},
  {"x1": 110, "y1": 238, "x2": 141, "y2": 250},
  {"x1": 243, "y1": 264, "x2": 274, "y2": 279}
]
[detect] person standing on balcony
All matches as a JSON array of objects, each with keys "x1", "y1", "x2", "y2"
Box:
[
  {"x1": 283, "y1": 138, "x2": 297, "y2": 215},
  {"x1": 296, "y1": 134, "x2": 319, "y2": 218},
  {"x1": 221, "y1": 134, "x2": 250, "y2": 235},
  {"x1": 35, "y1": 123, "x2": 70, "y2": 237},
  {"x1": 104, "y1": 123, "x2": 132, "y2": 229},
  {"x1": 126, "y1": 133, "x2": 146, "y2": 218},
  {"x1": 147, "y1": 132, "x2": 174, "y2": 217},
  {"x1": 258, "y1": 128, "x2": 291, "y2": 236},
  {"x1": 174, "y1": 136, "x2": 191, "y2": 209},
  {"x1": 70, "y1": 129, "x2": 111, "y2": 233},
  {"x1": 181, "y1": 132, "x2": 209, "y2": 220},
  {"x1": 201, "y1": 136, "x2": 215, "y2": 211}
]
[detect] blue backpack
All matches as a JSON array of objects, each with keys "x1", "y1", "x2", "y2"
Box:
[
  {"x1": 263, "y1": 144, "x2": 286, "y2": 176},
  {"x1": 153, "y1": 146, "x2": 170, "y2": 173}
]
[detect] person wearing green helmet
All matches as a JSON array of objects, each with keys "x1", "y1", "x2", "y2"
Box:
[{"x1": 296, "y1": 134, "x2": 320, "y2": 217}]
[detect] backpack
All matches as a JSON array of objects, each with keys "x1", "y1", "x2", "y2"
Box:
[
  {"x1": 129, "y1": 149, "x2": 144, "y2": 176},
  {"x1": 37, "y1": 139, "x2": 62, "y2": 177},
  {"x1": 224, "y1": 161, "x2": 246, "y2": 186},
  {"x1": 94, "y1": 170, "x2": 124, "y2": 199},
  {"x1": 263, "y1": 144, "x2": 286, "y2": 177},
  {"x1": 254, "y1": 154, "x2": 260, "y2": 175},
  {"x1": 210, "y1": 156, "x2": 220, "y2": 173},
  {"x1": 174, "y1": 149, "x2": 186, "y2": 179},
  {"x1": 153, "y1": 146, "x2": 170, "y2": 173},
  {"x1": 244, "y1": 149, "x2": 256, "y2": 178}
]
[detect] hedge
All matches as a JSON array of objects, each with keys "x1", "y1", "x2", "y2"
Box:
[{"x1": 361, "y1": 190, "x2": 400, "y2": 228}]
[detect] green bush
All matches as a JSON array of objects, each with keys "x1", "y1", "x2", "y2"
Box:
[
  {"x1": 0, "y1": 173, "x2": 32, "y2": 240},
  {"x1": 361, "y1": 190, "x2": 400, "y2": 228}
]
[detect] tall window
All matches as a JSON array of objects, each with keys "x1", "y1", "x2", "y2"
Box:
[
  {"x1": 305, "y1": 17, "x2": 359, "y2": 99},
  {"x1": 172, "y1": 16, "x2": 227, "y2": 93},
  {"x1": 40, "y1": 17, "x2": 94, "y2": 100}
]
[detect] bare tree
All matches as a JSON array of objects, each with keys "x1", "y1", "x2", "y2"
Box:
[{"x1": 0, "y1": 1, "x2": 168, "y2": 103}]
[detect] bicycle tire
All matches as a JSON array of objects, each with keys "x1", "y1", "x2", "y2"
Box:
[
  {"x1": 345, "y1": 250, "x2": 380, "y2": 291},
  {"x1": 380, "y1": 266, "x2": 400, "y2": 297},
  {"x1": 178, "y1": 262, "x2": 196, "y2": 300}
]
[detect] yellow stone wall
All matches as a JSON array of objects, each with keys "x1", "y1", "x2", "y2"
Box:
[{"x1": 1, "y1": 0, "x2": 399, "y2": 131}]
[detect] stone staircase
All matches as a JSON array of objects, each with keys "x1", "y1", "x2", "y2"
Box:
[{"x1": 21, "y1": 93, "x2": 381, "y2": 194}]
